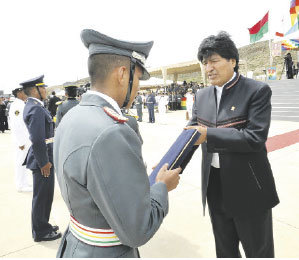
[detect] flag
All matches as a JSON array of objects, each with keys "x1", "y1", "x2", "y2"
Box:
[
  {"x1": 275, "y1": 32, "x2": 284, "y2": 37},
  {"x1": 248, "y1": 12, "x2": 269, "y2": 43},
  {"x1": 290, "y1": 0, "x2": 299, "y2": 26},
  {"x1": 285, "y1": 21, "x2": 298, "y2": 36},
  {"x1": 281, "y1": 39, "x2": 299, "y2": 50}
]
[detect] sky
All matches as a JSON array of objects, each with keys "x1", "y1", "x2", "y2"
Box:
[{"x1": 0, "y1": 0, "x2": 293, "y2": 93}]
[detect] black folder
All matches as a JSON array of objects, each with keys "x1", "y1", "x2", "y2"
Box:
[{"x1": 149, "y1": 129, "x2": 200, "y2": 186}]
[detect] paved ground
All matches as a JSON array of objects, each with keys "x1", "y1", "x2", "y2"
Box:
[
  {"x1": 269, "y1": 79, "x2": 299, "y2": 122},
  {"x1": 0, "y1": 80, "x2": 299, "y2": 258}
]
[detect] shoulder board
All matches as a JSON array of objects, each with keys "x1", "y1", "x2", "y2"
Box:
[
  {"x1": 56, "y1": 101, "x2": 63, "y2": 105},
  {"x1": 103, "y1": 106, "x2": 128, "y2": 124}
]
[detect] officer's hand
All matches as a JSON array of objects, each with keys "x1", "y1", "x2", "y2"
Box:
[
  {"x1": 184, "y1": 125, "x2": 207, "y2": 145},
  {"x1": 19, "y1": 145, "x2": 25, "y2": 150},
  {"x1": 41, "y1": 162, "x2": 52, "y2": 178},
  {"x1": 156, "y1": 163, "x2": 181, "y2": 192}
]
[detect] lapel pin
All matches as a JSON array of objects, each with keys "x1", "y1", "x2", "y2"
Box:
[{"x1": 231, "y1": 106, "x2": 236, "y2": 111}]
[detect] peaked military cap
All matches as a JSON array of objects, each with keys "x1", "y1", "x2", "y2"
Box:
[
  {"x1": 20, "y1": 75, "x2": 47, "y2": 89},
  {"x1": 80, "y1": 29, "x2": 154, "y2": 80},
  {"x1": 149, "y1": 129, "x2": 200, "y2": 186}
]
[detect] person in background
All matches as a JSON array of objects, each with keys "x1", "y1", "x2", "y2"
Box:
[
  {"x1": 9, "y1": 87, "x2": 32, "y2": 192},
  {"x1": 134, "y1": 91, "x2": 143, "y2": 122},
  {"x1": 0, "y1": 96, "x2": 9, "y2": 133},
  {"x1": 55, "y1": 85, "x2": 79, "y2": 127},
  {"x1": 48, "y1": 91, "x2": 61, "y2": 118},
  {"x1": 21, "y1": 75, "x2": 61, "y2": 242},
  {"x1": 146, "y1": 90, "x2": 156, "y2": 123}
]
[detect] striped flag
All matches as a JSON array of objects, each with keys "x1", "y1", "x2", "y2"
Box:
[
  {"x1": 290, "y1": 0, "x2": 299, "y2": 26},
  {"x1": 248, "y1": 12, "x2": 269, "y2": 43}
]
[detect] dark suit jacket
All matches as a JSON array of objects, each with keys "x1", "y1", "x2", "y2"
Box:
[
  {"x1": 189, "y1": 73, "x2": 279, "y2": 217},
  {"x1": 48, "y1": 95, "x2": 61, "y2": 117},
  {"x1": 23, "y1": 98, "x2": 54, "y2": 170}
]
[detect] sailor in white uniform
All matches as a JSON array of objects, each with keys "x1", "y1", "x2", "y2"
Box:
[{"x1": 9, "y1": 87, "x2": 32, "y2": 192}]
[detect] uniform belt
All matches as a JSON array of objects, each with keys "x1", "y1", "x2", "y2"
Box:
[
  {"x1": 69, "y1": 215, "x2": 122, "y2": 247},
  {"x1": 45, "y1": 137, "x2": 54, "y2": 144}
]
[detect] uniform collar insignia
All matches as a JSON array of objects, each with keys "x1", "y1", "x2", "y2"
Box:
[{"x1": 103, "y1": 106, "x2": 129, "y2": 124}]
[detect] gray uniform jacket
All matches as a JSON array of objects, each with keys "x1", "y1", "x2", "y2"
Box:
[
  {"x1": 54, "y1": 93, "x2": 168, "y2": 258},
  {"x1": 55, "y1": 98, "x2": 79, "y2": 127}
]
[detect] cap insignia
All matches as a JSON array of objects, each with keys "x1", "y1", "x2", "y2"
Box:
[
  {"x1": 103, "y1": 106, "x2": 128, "y2": 124},
  {"x1": 231, "y1": 106, "x2": 236, "y2": 111},
  {"x1": 132, "y1": 51, "x2": 146, "y2": 64},
  {"x1": 15, "y1": 110, "x2": 20, "y2": 116}
]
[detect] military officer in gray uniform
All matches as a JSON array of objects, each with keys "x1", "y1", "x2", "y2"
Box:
[
  {"x1": 55, "y1": 85, "x2": 79, "y2": 127},
  {"x1": 54, "y1": 29, "x2": 181, "y2": 258},
  {"x1": 135, "y1": 92, "x2": 143, "y2": 122}
]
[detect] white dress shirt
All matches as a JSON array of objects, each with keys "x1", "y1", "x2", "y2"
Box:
[
  {"x1": 211, "y1": 72, "x2": 236, "y2": 168},
  {"x1": 87, "y1": 90, "x2": 122, "y2": 115}
]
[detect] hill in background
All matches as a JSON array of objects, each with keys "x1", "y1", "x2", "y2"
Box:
[{"x1": 49, "y1": 41, "x2": 298, "y2": 92}]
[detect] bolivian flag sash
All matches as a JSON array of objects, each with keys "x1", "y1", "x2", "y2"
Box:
[{"x1": 69, "y1": 215, "x2": 122, "y2": 247}]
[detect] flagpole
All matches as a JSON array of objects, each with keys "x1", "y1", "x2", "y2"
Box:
[{"x1": 268, "y1": 10, "x2": 273, "y2": 67}]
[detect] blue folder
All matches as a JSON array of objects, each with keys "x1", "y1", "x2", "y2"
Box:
[{"x1": 149, "y1": 129, "x2": 200, "y2": 186}]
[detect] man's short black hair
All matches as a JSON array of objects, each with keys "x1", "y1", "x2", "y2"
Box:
[
  {"x1": 66, "y1": 88, "x2": 78, "y2": 98},
  {"x1": 88, "y1": 54, "x2": 130, "y2": 86},
  {"x1": 197, "y1": 31, "x2": 239, "y2": 72},
  {"x1": 52, "y1": 91, "x2": 56, "y2": 95}
]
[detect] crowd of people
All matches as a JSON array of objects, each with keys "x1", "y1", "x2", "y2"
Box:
[{"x1": 3, "y1": 29, "x2": 282, "y2": 258}]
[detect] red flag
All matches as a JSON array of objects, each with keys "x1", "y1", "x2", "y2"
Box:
[{"x1": 275, "y1": 32, "x2": 284, "y2": 37}]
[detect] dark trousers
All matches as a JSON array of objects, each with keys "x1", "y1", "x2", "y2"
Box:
[
  {"x1": 0, "y1": 116, "x2": 8, "y2": 132},
  {"x1": 137, "y1": 107, "x2": 142, "y2": 122},
  {"x1": 207, "y1": 167, "x2": 274, "y2": 258},
  {"x1": 32, "y1": 167, "x2": 55, "y2": 239},
  {"x1": 148, "y1": 108, "x2": 155, "y2": 123}
]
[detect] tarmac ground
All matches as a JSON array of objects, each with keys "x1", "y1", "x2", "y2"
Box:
[{"x1": 0, "y1": 86, "x2": 299, "y2": 258}]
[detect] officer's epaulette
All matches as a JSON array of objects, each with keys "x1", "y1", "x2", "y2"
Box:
[
  {"x1": 103, "y1": 106, "x2": 128, "y2": 124},
  {"x1": 56, "y1": 101, "x2": 63, "y2": 106}
]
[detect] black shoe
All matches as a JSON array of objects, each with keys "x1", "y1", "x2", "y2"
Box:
[
  {"x1": 34, "y1": 231, "x2": 62, "y2": 242},
  {"x1": 52, "y1": 225, "x2": 59, "y2": 232}
]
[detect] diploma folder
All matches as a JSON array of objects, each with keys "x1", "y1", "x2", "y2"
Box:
[{"x1": 149, "y1": 129, "x2": 200, "y2": 186}]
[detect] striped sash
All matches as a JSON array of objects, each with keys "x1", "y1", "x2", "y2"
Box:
[{"x1": 69, "y1": 215, "x2": 122, "y2": 247}]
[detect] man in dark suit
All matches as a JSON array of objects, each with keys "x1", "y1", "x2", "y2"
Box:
[
  {"x1": 21, "y1": 75, "x2": 61, "y2": 242},
  {"x1": 185, "y1": 31, "x2": 279, "y2": 258},
  {"x1": 146, "y1": 90, "x2": 156, "y2": 123},
  {"x1": 48, "y1": 91, "x2": 61, "y2": 117}
]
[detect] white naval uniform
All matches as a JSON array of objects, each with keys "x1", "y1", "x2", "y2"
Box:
[{"x1": 9, "y1": 98, "x2": 31, "y2": 191}]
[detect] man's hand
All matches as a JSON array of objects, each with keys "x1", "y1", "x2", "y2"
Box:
[
  {"x1": 184, "y1": 125, "x2": 207, "y2": 145},
  {"x1": 19, "y1": 145, "x2": 25, "y2": 150},
  {"x1": 156, "y1": 163, "x2": 181, "y2": 192},
  {"x1": 41, "y1": 162, "x2": 52, "y2": 177}
]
